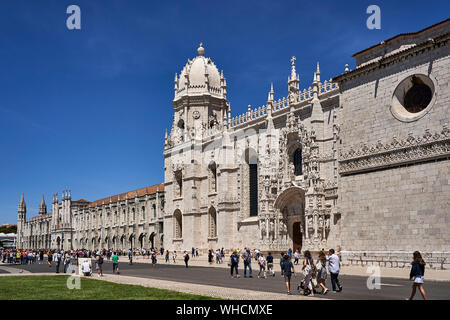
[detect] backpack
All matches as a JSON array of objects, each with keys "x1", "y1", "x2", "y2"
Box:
[
  {"x1": 231, "y1": 255, "x2": 238, "y2": 264},
  {"x1": 98, "y1": 256, "x2": 103, "y2": 264}
]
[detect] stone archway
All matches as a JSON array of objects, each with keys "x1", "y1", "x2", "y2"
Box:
[{"x1": 274, "y1": 186, "x2": 305, "y2": 252}]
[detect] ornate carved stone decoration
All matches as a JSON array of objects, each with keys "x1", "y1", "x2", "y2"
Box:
[{"x1": 339, "y1": 126, "x2": 450, "y2": 175}]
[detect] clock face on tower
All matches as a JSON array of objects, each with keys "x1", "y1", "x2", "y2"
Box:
[{"x1": 192, "y1": 111, "x2": 200, "y2": 119}]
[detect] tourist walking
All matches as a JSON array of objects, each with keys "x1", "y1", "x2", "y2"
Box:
[
  {"x1": 128, "y1": 249, "x2": 133, "y2": 265},
  {"x1": 112, "y1": 251, "x2": 120, "y2": 274},
  {"x1": 266, "y1": 252, "x2": 275, "y2": 277},
  {"x1": 47, "y1": 250, "x2": 52, "y2": 267},
  {"x1": 257, "y1": 253, "x2": 266, "y2": 278},
  {"x1": 281, "y1": 254, "x2": 296, "y2": 295},
  {"x1": 96, "y1": 253, "x2": 104, "y2": 277},
  {"x1": 55, "y1": 251, "x2": 62, "y2": 273},
  {"x1": 151, "y1": 250, "x2": 157, "y2": 267},
  {"x1": 230, "y1": 251, "x2": 240, "y2": 278},
  {"x1": 407, "y1": 251, "x2": 427, "y2": 300},
  {"x1": 301, "y1": 250, "x2": 316, "y2": 296},
  {"x1": 294, "y1": 250, "x2": 300, "y2": 265},
  {"x1": 242, "y1": 249, "x2": 253, "y2": 278},
  {"x1": 316, "y1": 251, "x2": 329, "y2": 294},
  {"x1": 183, "y1": 251, "x2": 190, "y2": 268},
  {"x1": 63, "y1": 253, "x2": 71, "y2": 273},
  {"x1": 165, "y1": 250, "x2": 169, "y2": 263},
  {"x1": 173, "y1": 251, "x2": 177, "y2": 263},
  {"x1": 327, "y1": 249, "x2": 342, "y2": 292}
]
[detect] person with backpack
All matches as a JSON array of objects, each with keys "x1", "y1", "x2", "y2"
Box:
[
  {"x1": 96, "y1": 253, "x2": 104, "y2": 277},
  {"x1": 281, "y1": 254, "x2": 296, "y2": 295},
  {"x1": 242, "y1": 249, "x2": 253, "y2": 278},
  {"x1": 301, "y1": 250, "x2": 316, "y2": 296},
  {"x1": 230, "y1": 251, "x2": 240, "y2": 278},
  {"x1": 257, "y1": 253, "x2": 266, "y2": 278},
  {"x1": 407, "y1": 251, "x2": 427, "y2": 300},
  {"x1": 112, "y1": 251, "x2": 120, "y2": 274},
  {"x1": 183, "y1": 251, "x2": 190, "y2": 268}
]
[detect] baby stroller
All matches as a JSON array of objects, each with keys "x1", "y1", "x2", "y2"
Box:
[{"x1": 297, "y1": 269, "x2": 319, "y2": 295}]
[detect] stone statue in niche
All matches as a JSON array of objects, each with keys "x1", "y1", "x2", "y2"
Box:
[{"x1": 260, "y1": 219, "x2": 266, "y2": 240}]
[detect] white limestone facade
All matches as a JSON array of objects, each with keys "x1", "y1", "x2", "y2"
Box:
[
  {"x1": 163, "y1": 43, "x2": 341, "y2": 255},
  {"x1": 18, "y1": 19, "x2": 450, "y2": 269},
  {"x1": 334, "y1": 19, "x2": 450, "y2": 269},
  {"x1": 17, "y1": 184, "x2": 165, "y2": 251}
]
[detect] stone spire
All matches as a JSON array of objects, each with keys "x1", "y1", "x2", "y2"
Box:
[
  {"x1": 316, "y1": 62, "x2": 321, "y2": 83},
  {"x1": 18, "y1": 192, "x2": 26, "y2": 212},
  {"x1": 288, "y1": 56, "x2": 300, "y2": 95},
  {"x1": 39, "y1": 194, "x2": 47, "y2": 215},
  {"x1": 267, "y1": 82, "x2": 274, "y2": 103},
  {"x1": 266, "y1": 83, "x2": 274, "y2": 130}
]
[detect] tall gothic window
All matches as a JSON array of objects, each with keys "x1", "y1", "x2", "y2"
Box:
[
  {"x1": 208, "y1": 207, "x2": 217, "y2": 238},
  {"x1": 141, "y1": 206, "x2": 145, "y2": 221},
  {"x1": 245, "y1": 148, "x2": 258, "y2": 217},
  {"x1": 132, "y1": 208, "x2": 135, "y2": 222},
  {"x1": 174, "y1": 210, "x2": 182, "y2": 239},
  {"x1": 294, "y1": 148, "x2": 303, "y2": 176},
  {"x1": 209, "y1": 162, "x2": 217, "y2": 193},
  {"x1": 175, "y1": 170, "x2": 183, "y2": 197},
  {"x1": 153, "y1": 204, "x2": 157, "y2": 218}
]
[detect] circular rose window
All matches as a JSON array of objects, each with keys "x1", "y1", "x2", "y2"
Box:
[{"x1": 390, "y1": 74, "x2": 436, "y2": 122}]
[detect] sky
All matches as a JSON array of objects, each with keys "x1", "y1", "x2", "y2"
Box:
[{"x1": 0, "y1": 0, "x2": 448, "y2": 224}]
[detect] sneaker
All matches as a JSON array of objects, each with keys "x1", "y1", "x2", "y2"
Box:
[
  {"x1": 236, "y1": 275, "x2": 240, "y2": 278},
  {"x1": 338, "y1": 287, "x2": 343, "y2": 292},
  {"x1": 332, "y1": 291, "x2": 337, "y2": 293},
  {"x1": 287, "y1": 292, "x2": 292, "y2": 295},
  {"x1": 323, "y1": 289, "x2": 329, "y2": 295}
]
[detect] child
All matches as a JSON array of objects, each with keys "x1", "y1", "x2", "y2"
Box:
[{"x1": 407, "y1": 251, "x2": 427, "y2": 300}]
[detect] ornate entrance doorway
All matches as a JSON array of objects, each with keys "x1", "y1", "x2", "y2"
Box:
[
  {"x1": 274, "y1": 186, "x2": 305, "y2": 252},
  {"x1": 292, "y1": 221, "x2": 302, "y2": 252}
]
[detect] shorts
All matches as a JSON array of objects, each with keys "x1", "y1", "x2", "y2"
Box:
[
  {"x1": 284, "y1": 274, "x2": 291, "y2": 282},
  {"x1": 414, "y1": 276, "x2": 424, "y2": 284}
]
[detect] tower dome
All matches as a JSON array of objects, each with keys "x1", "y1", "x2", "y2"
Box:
[{"x1": 174, "y1": 43, "x2": 226, "y2": 101}]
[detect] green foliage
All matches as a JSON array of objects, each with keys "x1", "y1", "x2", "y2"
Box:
[{"x1": 0, "y1": 225, "x2": 17, "y2": 234}]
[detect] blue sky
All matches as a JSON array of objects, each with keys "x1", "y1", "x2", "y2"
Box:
[{"x1": 0, "y1": 0, "x2": 448, "y2": 224}]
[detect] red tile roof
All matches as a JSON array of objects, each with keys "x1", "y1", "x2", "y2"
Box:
[{"x1": 86, "y1": 183, "x2": 164, "y2": 208}]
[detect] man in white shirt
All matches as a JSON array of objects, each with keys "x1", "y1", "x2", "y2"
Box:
[
  {"x1": 82, "y1": 260, "x2": 92, "y2": 276},
  {"x1": 326, "y1": 249, "x2": 342, "y2": 292}
]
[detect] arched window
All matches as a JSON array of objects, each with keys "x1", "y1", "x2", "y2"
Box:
[
  {"x1": 175, "y1": 170, "x2": 183, "y2": 197},
  {"x1": 209, "y1": 162, "x2": 217, "y2": 193},
  {"x1": 153, "y1": 204, "x2": 156, "y2": 218},
  {"x1": 132, "y1": 208, "x2": 135, "y2": 222},
  {"x1": 294, "y1": 148, "x2": 302, "y2": 176},
  {"x1": 208, "y1": 207, "x2": 217, "y2": 238},
  {"x1": 174, "y1": 210, "x2": 182, "y2": 239},
  {"x1": 245, "y1": 148, "x2": 258, "y2": 217},
  {"x1": 141, "y1": 206, "x2": 145, "y2": 221}
]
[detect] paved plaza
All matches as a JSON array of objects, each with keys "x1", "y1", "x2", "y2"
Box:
[{"x1": 1, "y1": 258, "x2": 450, "y2": 300}]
